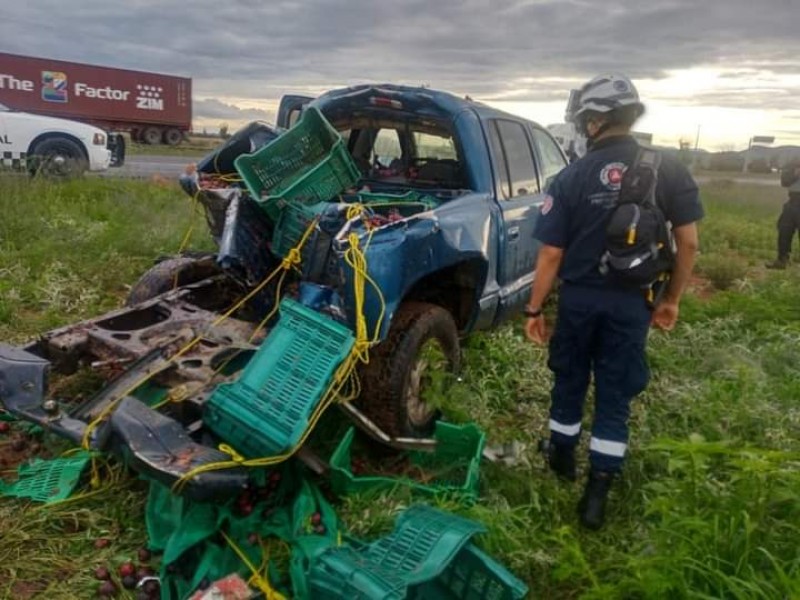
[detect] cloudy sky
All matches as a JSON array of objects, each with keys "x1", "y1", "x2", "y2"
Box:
[{"x1": 2, "y1": 0, "x2": 798, "y2": 150}]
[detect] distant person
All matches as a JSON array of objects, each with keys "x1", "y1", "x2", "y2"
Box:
[
  {"x1": 766, "y1": 161, "x2": 800, "y2": 269},
  {"x1": 523, "y1": 74, "x2": 703, "y2": 530}
]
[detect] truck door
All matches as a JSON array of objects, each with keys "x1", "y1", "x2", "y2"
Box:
[
  {"x1": 486, "y1": 118, "x2": 548, "y2": 325},
  {"x1": 530, "y1": 126, "x2": 569, "y2": 192},
  {"x1": 276, "y1": 95, "x2": 315, "y2": 129}
]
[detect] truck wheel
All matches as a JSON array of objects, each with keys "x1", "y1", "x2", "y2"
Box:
[
  {"x1": 358, "y1": 302, "x2": 460, "y2": 438},
  {"x1": 163, "y1": 128, "x2": 183, "y2": 146},
  {"x1": 126, "y1": 255, "x2": 221, "y2": 306},
  {"x1": 29, "y1": 138, "x2": 88, "y2": 178},
  {"x1": 142, "y1": 127, "x2": 163, "y2": 145}
]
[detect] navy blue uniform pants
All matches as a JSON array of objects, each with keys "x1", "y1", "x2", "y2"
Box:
[
  {"x1": 777, "y1": 196, "x2": 800, "y2": 261},
  {"x1": 548, "y1": 283, "x2": 651, "y2": 472}
]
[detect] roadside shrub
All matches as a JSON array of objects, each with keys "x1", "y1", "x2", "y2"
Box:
[{"x1": 697, "y1": 252, "x2": 748, "y2": 290}]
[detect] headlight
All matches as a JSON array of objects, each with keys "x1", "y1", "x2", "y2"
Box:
[{"x1": 93, "y1": 133, "x2": 106, "y2": 146}]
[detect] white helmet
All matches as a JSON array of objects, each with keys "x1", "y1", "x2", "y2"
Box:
[{"x1": 566, "y1": 73, "x2": 645, "y2": 124}]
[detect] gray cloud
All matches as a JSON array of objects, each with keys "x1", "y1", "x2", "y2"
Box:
[
  {"x1": 193, "y1": 99, "x2": 274, "y2": 123},
  {"x1": 1, "y1": 0, "x2": 798, "y2": 128}
]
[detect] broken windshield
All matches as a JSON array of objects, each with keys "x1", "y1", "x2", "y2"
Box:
[{"x1": 335, "y1": 116, "x2": 466, "y2": 190}]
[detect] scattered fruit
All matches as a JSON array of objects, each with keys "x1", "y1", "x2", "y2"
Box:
[
  {"x1": 314, "y1": 524, "x2": 327, "y2": 535},
  {"x1": 118, "y1": 561, "x2": 136, "y2": 578},
  {"x1": 93, "y1": 538, "x2": 111, "y2": 550},
  {"x1": 311, "y1": 512, "x2": 322, "y2": 526},
  {"x1": 143, "y1": 580, "x2": 160, "y2": 595},
  {"x1": 94, "y1": 566, "x2": 111, "y2": 581},
  {"x1": 97, "y1": 580, "x2": 118, "y2": 597},
  {"x1": 121, "y1": 574, "x2": 138, "y2": 590},
  {"x1": 137, "y1": 566, "x2": 155, "y2": 580},
  {"x1": 0, "y1": 422, "x2": 10, "y2": 434},
  {"x1": 138, "y1": 548, "x2": 152, "y2": 563}
]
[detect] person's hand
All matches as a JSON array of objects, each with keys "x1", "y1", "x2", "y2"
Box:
[
  {"x1": 524, "y1": 315, "x2": 548, "y2": 345},
  {"x1": 652, "y1": 300, "x2": 679, "y2": 331}
]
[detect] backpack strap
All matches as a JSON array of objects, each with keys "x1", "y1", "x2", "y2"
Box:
[{"x1": 619, "y1": 145, "x2": 661, "y2": 207}]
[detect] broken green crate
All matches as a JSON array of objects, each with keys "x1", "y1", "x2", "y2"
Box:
[
  {"x1": 329, "y1": 422, "x2": 485, "y2": 499},
  {"x1": 204, "y1": 298, "x2": 355, "y2": 459},
  {"x1": 308, "y1": 505, "x2": 528, "y2": 600},
  {"x1": 0, "y1": 451, "x2": 92, "y2": 503}
]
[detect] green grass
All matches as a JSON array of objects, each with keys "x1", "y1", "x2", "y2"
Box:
[
  {"x1": 125, "y1": 134, "x2": 219, "y2": 158},
  {"x1": 1, "y1": 178, "x2": 799, "y2": 598}
]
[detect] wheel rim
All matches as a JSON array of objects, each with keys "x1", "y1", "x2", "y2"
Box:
[
  {"x1": 41, "y1": 148, "x2": 76, "y2": 177},
  {"x1": 405, "y1": 339, "x2": 449, "y2": 428}
]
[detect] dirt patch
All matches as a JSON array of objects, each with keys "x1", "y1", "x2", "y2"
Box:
[
  {"x1": 0, "y1": 428, "x2": 48, "y2": 481},
  {"x1": 688, "y1": 274, "x2": 716, "y2": 300},
  {"x1": 10, "y1": 580, "x2": 48, "y2": 600}
]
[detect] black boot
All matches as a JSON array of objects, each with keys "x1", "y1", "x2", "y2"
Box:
[
  {"x1": 766, "y1": 257, "x2": 788, "y2": 269},
  {"x1": 578, "y1": 470, "x2": 615, "y2": 530},
  {"x1": 539, "y1": 439, "x2": 576, "y2": 481}
]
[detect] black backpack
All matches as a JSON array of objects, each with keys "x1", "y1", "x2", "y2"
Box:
[{"x1": 600, "y1": 147, "x2": 675, "y2": 288}]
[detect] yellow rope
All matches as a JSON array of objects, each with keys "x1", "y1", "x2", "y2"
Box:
[
  {"x1": 220, "y1": 531, "x2": 286, "y2": 600},
  {"x1": 172, "y1": 222, "x2": 387, "y2": 490},
  {"x1": 79, "y1": 212, "x2": 320, "y2": 452}
]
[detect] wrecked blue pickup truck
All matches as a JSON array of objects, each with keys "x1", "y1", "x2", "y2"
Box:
[{"x1": 0, "y1": 85, "x2": 566, "y2": 498}]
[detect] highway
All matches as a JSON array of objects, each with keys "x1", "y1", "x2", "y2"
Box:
[{"x1": 97, "y1": 154, "x2": 203, "y2": 180}]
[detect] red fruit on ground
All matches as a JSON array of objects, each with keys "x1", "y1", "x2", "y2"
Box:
[
  {"x1": 0, "y1": 422, "x2": 10, "y2": 434},
  {"x1": 94, "y1": 566, "x2": 111, "y2": 581},
  {"x1": 118, "y1": 562, "x2": 136, "y2": 578},
  {"x1": 311, "y1": 512, "x2": 322, "y2": 525},
  {"x1": 97, "y1": 580, "x2": 118, "y2": 597},
  {"x1": 94, "y1": 538, "x2": 111, "y2": 550},
  {"x1": 137, "y1": 548, "x2": 152, "y2": 563},
  {"x1": 121, "y1": 575, "x2": 138, "y2": 590}
]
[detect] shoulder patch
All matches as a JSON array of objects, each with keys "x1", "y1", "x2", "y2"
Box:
[
  {"x1": 600, "y1": 162, "x2": 627, "y2": 191},
  {"x1": 541, "y1": 194, "x2": 554, "y2": 215}
]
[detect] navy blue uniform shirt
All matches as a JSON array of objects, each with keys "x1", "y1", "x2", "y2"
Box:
[{"x1": 534, "y1": 135, "x2": 704, "y2": 287}]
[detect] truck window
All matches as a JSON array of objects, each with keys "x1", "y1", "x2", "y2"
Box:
[
  {"x1": 413, "y1": 132, "x2": 457, "y2": 160},
  {"x1": 487, "y1": 122, "x2": 511, "y2": 200},
  {"x1": 493, "y1": 120, "x2": 540, "y2": 198},
  {"x1": 532, "y1": 128, "x2": 567, "y2": 191}
]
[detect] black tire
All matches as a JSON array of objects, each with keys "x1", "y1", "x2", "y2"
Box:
[
  {"x1": 126, "y1": 256, "x2": 220, "y2": 306},
  {"x1": 142, "y1": 127, "x2": 163, "y2": 145},
  {"x1": 163, "y1": 128, "x2": 183, "y2": 146},
  {"x1": 358, "y1": 302, "x2": 460, "y2": 438},
  {"x1": 29, "y1": 138, "x2": 88, "y2": 178}
]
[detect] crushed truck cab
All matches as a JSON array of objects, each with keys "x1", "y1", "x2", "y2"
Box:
[{"x1": 0, "y1": 85, "x2": 566, "y2": 499}]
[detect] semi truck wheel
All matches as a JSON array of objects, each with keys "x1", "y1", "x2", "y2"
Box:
[
  {"x1": 142, "y1": 127, "x2": 163, "y2": 145},
  {"x1": 29, "y1": 138, "x2": 88, "y2": 178},
  {"x1": 126, "y1": 255, "x2": 221, "y2": 306},
  {"x1": 163, "y1": 128, "x2": 184, "y2": 146},
  {"x1": 358, "y1": 302, "x2": 460, "y2": 438}
]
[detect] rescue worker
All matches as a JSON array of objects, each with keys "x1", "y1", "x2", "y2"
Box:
[
  {"x1": 523, "y1": 74, "x2": 704, "y2": 529},
  {"x1": 766, "y1": 160, "x2": 800, "y2": 269}
]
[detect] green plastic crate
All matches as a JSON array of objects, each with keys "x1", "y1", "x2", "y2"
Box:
[
  {"x1": 204, "y1": 299, "x2": 355, "y2": 458},
  {"x1": 356, "y1": 191, "x2": 439, "y2": 211},
  {"x1": 234, "y1": 107, "x2": 361, "y2": 220},
  {"x1": 309, "y1": 505, "x2": 528, "y2": 600},
  {"x1": 412, "y1": 544, "x2": 529, "y2": 600},
  {"x1": 271, "y1": 201, "x2": 326, "y2": 260},
  {"x1": 0, "y1": 452, "x2": 91, "y2": 503},
  {"x1": 329, "y1": 422, "x2": 485, "y2": 499}
]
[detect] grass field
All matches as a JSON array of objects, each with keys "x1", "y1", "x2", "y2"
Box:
[
  {"x1": 125, "y1": 134, "x2": 223, "y2": 157},
  {"x1": 0, "y1": 176, "x2": 798, "y2": 599}
]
